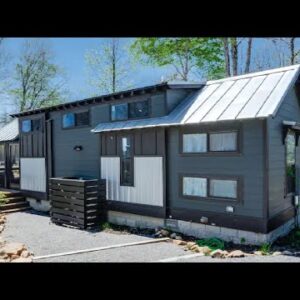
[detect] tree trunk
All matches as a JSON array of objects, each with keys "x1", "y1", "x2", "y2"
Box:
[
  {"x1": 230, "y1": 38, "x2": 238, "y2": 76},
  {"x1": 290, "y1": 37, "x2": 295, "y2": 65},
  {"x1": 112, "y1": 40, "x2": 116, "y2": 93},
  {"x1": 244, "y1": 38, "x2": 252, "y2": 73},
  {"x1": 223, "y1": 38, "x2": 231, "y2": 76}
]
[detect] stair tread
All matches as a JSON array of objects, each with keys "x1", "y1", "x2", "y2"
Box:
[
  {"x1": 2, "y1": 207, "x2": 30, "y2": 213},
  {"x1": 1, "y1": 196, "x2": 26, "y2": 203}
]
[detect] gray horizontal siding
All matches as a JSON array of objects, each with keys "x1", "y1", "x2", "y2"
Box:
[
  {"x1": 167, "y1": 119, "x2": 265, "y2": 218},
  {"x1": 267, "y1": 86, "x2": 300, "y2": 218}
]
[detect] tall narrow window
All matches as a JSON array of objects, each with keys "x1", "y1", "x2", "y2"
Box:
[
  {"x1": 21, "y1": 120, "x2": 32, "y2": 133},
  {"x1": 286, "y1": 130, "x2": 296, "y2": 195},
  {"x1": 120, "y1": 136, "x2": 133, "y2": 186}
]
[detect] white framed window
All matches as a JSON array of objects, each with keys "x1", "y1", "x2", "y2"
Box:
[
  {"x1": 183, "y1": 177, "x2": 207, "y2": 197},
  {"x1": 209, "y1": 179, "x2": 237, "y2": 199},
  {"x1": 182, "y1": 133, "x2": 207, "y2": 153},
  {"x1": 209, "y1": 132, "x2": 237, "y2": 152}
]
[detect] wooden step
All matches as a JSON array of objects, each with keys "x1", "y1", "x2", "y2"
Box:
[
  {"x1": 2, "y1": 207, "x2": 30, "y2": 214},
  {"x1": 0, "y1": 201, "x2": 29, "y2": 211},
  {"x1": 1, "y1": 196, "x2": 26, "y2": 204}
]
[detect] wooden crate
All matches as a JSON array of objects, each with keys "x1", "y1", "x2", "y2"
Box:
[{"x1": 49, "y1": 177, "x2": 106, "y2": 229}]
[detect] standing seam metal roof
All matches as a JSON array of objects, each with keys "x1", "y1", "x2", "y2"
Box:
[
  {"x1": 92, "y1": 64, "x2": 300, "y2": 133},
  {"x1": 0, "y1": 118, "x2": 19, "y2": 142}
]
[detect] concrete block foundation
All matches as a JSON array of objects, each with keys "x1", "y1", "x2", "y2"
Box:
[{"x1": 107, "y1": 210, "x2": 300, "y2": 245}]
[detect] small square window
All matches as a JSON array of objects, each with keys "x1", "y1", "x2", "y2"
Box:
[
  {"x1": 32, "y1": 119, "x2": 41, "y2": 132},
  {"x1": 63, "y1": 113, "x2": 75, "y2": 128},
  {"x1": 76, "y1": 111, "x2": 89, "y2": 126},
  {"x1": 209, "y1": 179, "x2": 237, "y2": 199},
  {"x1": 183, "y1": 177, "x2": 207, "y2": 197},
  {"x1": 111, "y1": 104, "x2": 128, "y2": 121},
  {"x1": 129, "y1": 100, "x2": 149, "y2": 119},
  {"x1": 209, "y1": 132, "x2": 237, "y2": 152},
  {"x1": 183, "y1": 133, "x2": 207, "y2": 153},
  {"x1": 21, "y1": 120, "x2": 32, "y2": 133}
]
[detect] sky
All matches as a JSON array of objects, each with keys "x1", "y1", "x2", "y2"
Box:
[
  {"x1": 1, "y1": 37, "x2": 300, "y2": 118},
  {"x1": 2, "y1": 38, "x2": 174, "y2": 101}
]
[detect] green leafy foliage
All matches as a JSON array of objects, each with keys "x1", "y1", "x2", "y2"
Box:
[
  {"x1": 131, "y1": 38, "x2": 225, "y2": 81},
  {"x1": 196, "y1": 237, "x2": 225, "y2": 251},
  {"x1": 100, "y1": 222, "x2": 112, "y2": 231},
  {"x1": 259, "y1": 243, "x2": 272, "y2": 255}
]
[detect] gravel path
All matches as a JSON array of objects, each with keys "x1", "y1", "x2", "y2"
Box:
[{"x1": 3, "y1": 210, "x2": 300, "y2": 262}]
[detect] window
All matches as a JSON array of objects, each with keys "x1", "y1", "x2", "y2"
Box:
[
  {"x1": 62, "y1": 111, "x2": 89, "y2": 129},
  {"x1": 182, "y1": 131, "x2": 238, "y2": 153},
  {"x1": 183, "y1": 177, "x2": 207, "y2": 197},
  {"x1": 129, "y1": 100, "x2": 149, "y2": 119},
  {"x1": 183, "y1": 133, "x2": 207, "y2": 153},
  {"x1": 209, "y1": 179, "x2": 237, "y2": 199},
  {"x1": 120, "y1": 136, "x2": 133, "y2": 186},
  {"x1": 285, "y1": 130, "x2": 296, "y2": 194},
  {"x1": 111, "y1": 104, "x2": 128, "y2": 121},
  {"x1": 182, "y1": 176, "x2": 238, "y2": 200},
  {"x1": 209, "y1": 132, "x2": 237, "y2": 152},
  {"x1": 76, "y1": 111, "x2": 89, "y2": 126},
  {"x1": 21, "y1": 120, "x2": 32, "y2": 133},
  {"x1": 63, "y1": 113, "x2": 75, "y2": 128},
  {"x1": 32, "y1": 119, "x2": 41, "y2": 132},
  {"x1": 111, "y1": 100, "x2": 150, "y2": 121}
]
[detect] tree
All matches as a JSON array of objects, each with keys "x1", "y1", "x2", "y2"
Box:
[
  {"x1": 272, "y1": 38, "x2": 300, "y2": 65},
  {"x1": 85, "y1": 38, "x2": 133, "y2": 95},
  {"x1": 131, "y1": 38, "x2": 225, "y2": 81},
  {"x1": 222, "y1": 38, "x2": 254, "y2": 77},
  {"x1": 10, "y1": 39, "x2": 66, "y2": 112}
]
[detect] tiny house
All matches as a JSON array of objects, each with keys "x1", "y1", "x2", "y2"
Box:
[{"x1": 10, "y1": 65, "x2": 300, "y2": 244}]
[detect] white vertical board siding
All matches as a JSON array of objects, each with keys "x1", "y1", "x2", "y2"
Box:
[
  {"x1": 101, "y1": 156, "x2": 163, "y2": 207},
  {"x1": 20, "y1": 158, "x2": 46, "y2": 192}
]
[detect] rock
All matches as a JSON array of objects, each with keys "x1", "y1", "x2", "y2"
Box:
[
  {"x1": 272, "y1": 251, "x2": 282, "y2": 256},
  {"x1": 11, "y1": 257, "x2": 32, "y2": 263},
  {"x1": 282, "y1": 250, "x2": 293, "y2": 256},
  {"x1": 21, "y1": 250, "x2": 30, "y2": 258},
  {"x1": 211, "y1": 249, "x2": 228, "y2": 258},
  {"x1": 175, "y1": 235, "x2": 183, "y2": 240},
  {"x1": 160, "y1": 229, "x2": 170, "y2": 237},
  {"x1": 186, "y1": 242, "x2": 196, "y2": 250},
  {"x1": 155, "y1": 227, "x2": 161, "y2": 233},
  {"x1": 0, "y1": 242, "x2": 26, "y2": 256},
  {"x1": 227, "y1": 250, "x2": 245, "y2": 258},
  {"x1": 254, "y1": 251, "x2": 263, "y2": 256},
  {"x1": 0, "y1": 259, "x2": 6, "y2": 263},
  {"x1": 190, "y1": 244, "x2": 199, "y2": 251},
  {"x1": 0, "y1": 225, "x2": 4, "y2": 232},
  {"x1": 11, "y1": 254, "x2": 19, "y2": 260},
  {"x1": 0, "y1": 253, "x2": 8, "y2": 259},
  {"x1": 170, "y1": 233, "x2": 177, "y2": 239},
  {"x1": 198, "y1": 246, "x2": 212, "y2": 255},
  {"x1": 173, "y1": 240, "x2": 187, "y2": 246}
]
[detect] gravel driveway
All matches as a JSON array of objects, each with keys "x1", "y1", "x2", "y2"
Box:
[{"x1": 2, "y1": 210, "x2": 300, "y2": 262}]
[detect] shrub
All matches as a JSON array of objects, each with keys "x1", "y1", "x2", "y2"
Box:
[
  {"x1": 196, "y1": 237, "x2": 225, "y2": 251},
  {"x1": 259, "y1": 243, "x2": 272, "y2": 255}
]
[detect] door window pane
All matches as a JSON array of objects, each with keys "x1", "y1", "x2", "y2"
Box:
[
  {"x1": 111, "y1": 104, "x2": 128, "y2": 121},
  {"x1": 286, "y1": 130, "x2": 296, "y2": 194},
  {"x1": 183, "y1": 133, "x2": 207, "y2": 153},
  {"x1": 183, "y1": 177, "x2": 207, "y2": 197},
  {"x1": 210, "y1": 179, "x2": 237, "y2": 199},
  {"x1": 120, "y1": 136, "x2": 133, "y2": 186},
  {"x1": 210, "y1": 132, "x2": 237, "y2": 151}
]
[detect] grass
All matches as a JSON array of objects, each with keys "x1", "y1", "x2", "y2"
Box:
[
  {"x1": 100, "y1": 222, "x2": 113, "y2": 231},
  {"x1": 196, "y1": 237, "x2": 225, "y2": 251}
]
